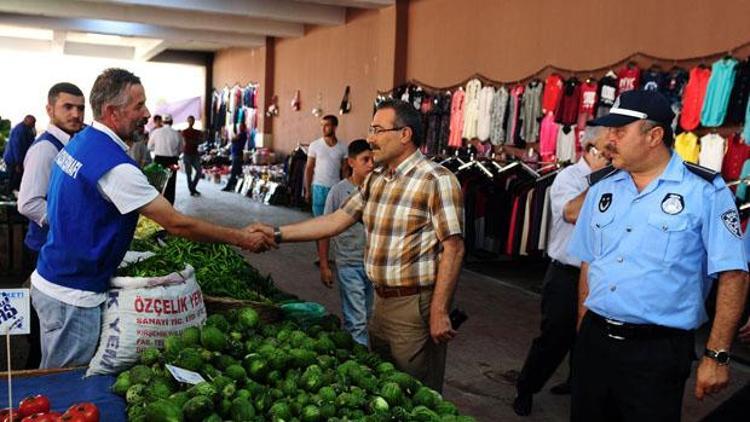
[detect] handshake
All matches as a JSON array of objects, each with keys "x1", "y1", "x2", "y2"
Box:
[{"x1": 237, "y1": 223, "x2": 277, "y2": 253}]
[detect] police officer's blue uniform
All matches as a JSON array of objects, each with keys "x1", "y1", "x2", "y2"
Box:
[{"x1": 567, "y1": 152, "x2": 748, "y2": 421}]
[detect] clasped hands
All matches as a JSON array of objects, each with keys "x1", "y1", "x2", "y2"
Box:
[{"x1": 236, "y1": 222, "x2": 276, "y2": 252}]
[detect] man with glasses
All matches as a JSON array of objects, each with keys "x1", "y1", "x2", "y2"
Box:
[
  {"x1": 253, "y1": 99, "x2": 465, "y2": 392},
  {"x1": 567, "y1": 90, "x2": 748, "y2": 421}
]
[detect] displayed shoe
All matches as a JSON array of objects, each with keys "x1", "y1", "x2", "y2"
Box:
[
  {"x1": 549, "y1": 381, "x2": 571, "y2": 395},
  {"x1": 512, "y1": 393, "x2": 533, "y2": 417},
  {"x1": 220, "y1": 186, "x2": 233, "y2": 192}
]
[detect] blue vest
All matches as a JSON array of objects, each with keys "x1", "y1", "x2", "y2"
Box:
[
  {"x1": 24, "y1": 132, "x2": 65, "y2": 251},
  {"x1": 36, "y1": 126, "x2": 139, "y2": 293}
]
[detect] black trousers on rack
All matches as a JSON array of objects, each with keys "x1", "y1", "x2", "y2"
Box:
[
  {"x1": 517, "y1": 260, "x2": 579, "y2": 395},
  {"x1": 154, "y1": 155, "x2": 178, "y2": 204}
]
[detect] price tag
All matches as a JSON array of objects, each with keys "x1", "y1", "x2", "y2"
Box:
[
  {"x1": 0, "y1": 289, "x2": 30, "y2": 335},
  {"x1": 165, "y1": 364, "x2": 206, "y2": 385}
]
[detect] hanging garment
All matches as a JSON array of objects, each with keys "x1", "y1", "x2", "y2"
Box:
[
  {"x1": 640, "y1": 69, "x2": 667, "y2": 91},
  {"x1": 680, "y1": 66, "x2": 712, "y2": 131},
  {"x1": 448, "y1": 90, "x2": 466, "y2": 148},
  {"x1": 617, "y1": 65, "x2": 641, "y2": 95},
  {"x1": 662, "y1": 67, "x2": 690, "y2": 106},
  {"x1": 596, "y1": 74, "x2": 618, "y2": 117},
  {"x1": 722, "y1": 133, "x2": 750, "y2": 180},
  {"x1": 726, "y1": 58, "x2": 750, "y2": 125},
  {"x1": 539, "y1": 112, "x2": 559, "y2": 161},
  {"x1": 555, "y1": 125, "x2": 577, "y2": 163},
  {"x1": 577, "y1": 80, "x2": 598, "y2": 129},
  {"x1": 462, "y1": 79, "x2": 482, "y2": 140},
  {"x1": 698, "y1": 133, "x2": 726, "y2": 172},
  {"x1": 505, "y1": 85, "x2": 526, "y2": 147},
  {"x1": 542, "y1": 73, "x2": 564, "y2": 114},
  {"x1": 736, "y1": 159, "x2": 750, "y2": 201},
  {"x1": 521, "y1": 80, "x2": 544, "y2": 143},
  {"x1": 673, "y1": 132, "x2": 700, "y2": 163},
  {"x1": 489, "y1": 86, "x2": 509, "y2": 145},
  {"x1": 555, "y1": 78, "x2": 581, "y2": 125},
  {"x1": 700, "y1": 57, "x2": 739, "y2": 127},
  {"x1": 476, "y1": 86, "x2": 496, "y2": 142}
]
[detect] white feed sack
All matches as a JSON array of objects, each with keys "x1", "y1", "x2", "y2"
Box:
[{"x1": 87, "y1": 264, "x2": 207, "y2": 376}]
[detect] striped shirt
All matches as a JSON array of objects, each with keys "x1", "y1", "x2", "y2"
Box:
[{"x1": 342, "y1": 150, "x2": 464, "y2": 287}]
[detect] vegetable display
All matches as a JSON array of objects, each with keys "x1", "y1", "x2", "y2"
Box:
[
  {"x1": 118, "y1": 236, "x2": 296, "y2": 304},
  {"x1": 115, "y1": 307, "x2": 475, "y2": 421}
]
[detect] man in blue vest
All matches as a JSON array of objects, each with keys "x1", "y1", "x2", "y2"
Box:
[
  {"x1": 3, "y1": 114, "x2": 36, "y2": 193},
  {"x1": 18, "y1": 83, "x2": 85, "y2": 254},
  {"x1": 31, "y1": 68, "x2": 274, "y2": 368},
  {"x1": 17, "y1": 82, "x2": 85, "y2": 369}
]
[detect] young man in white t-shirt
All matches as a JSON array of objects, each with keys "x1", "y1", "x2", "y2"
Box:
[{"x1": 304, "y1": 115, "x2": 347, "y2": 217}]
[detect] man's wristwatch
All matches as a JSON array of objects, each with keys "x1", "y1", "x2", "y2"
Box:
[
  {"x1": 704, "y1": 348, "x2": 731, "y2": 365},
  {"x1": 273, "y1": 226, "x2": 283, "y2": 244}
]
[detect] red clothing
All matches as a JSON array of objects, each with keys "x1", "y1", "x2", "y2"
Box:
[
  {"x1": 680, "y1": 66, "x2": 712, "y2": 131},
  {"x1": 617, "y1": 66, "x2": 641, "y2": 95},
  {"x1": 542, "y1": 74, "x2": 564, "y2": 114},
  {"x1": 181, "y1": 128, "x2": 202, "y2": 155},
  {"x1": 577, "y1": 81, "x2": 598, "y2": 128},
  {"x1": 555, "y1": 78, "x2": 581, "y2": 125},
  {"x1": 722, "y1": 133, "x2": 750, "y2": 181}
]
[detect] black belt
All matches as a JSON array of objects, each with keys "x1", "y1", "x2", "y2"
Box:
[
  {"x1": 550, "y1": 259, "x2": 579, "y2": 272},
  {"x1": 587, "y1": 312, "x2": 691, "y2": 341}
]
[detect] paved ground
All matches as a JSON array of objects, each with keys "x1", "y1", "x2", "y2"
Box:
[{"x1": 174, "y1": 174, "x2": 750, "y2": 422}]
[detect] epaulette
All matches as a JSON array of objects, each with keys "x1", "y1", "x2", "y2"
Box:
[
  {"x1": 683, "y1": 161, "x2": 719, "y2": 183},
  {"x1": 586, "y1": 165, "x2": 619, "y2": 186}
]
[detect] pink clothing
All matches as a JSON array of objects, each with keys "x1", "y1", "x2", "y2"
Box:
[
  {"x1": 539, "y1": 112, "x2": 559, "y2": 161},
  {"x1": 448, "y1": 89, "x2": 466, "y2": 148}
]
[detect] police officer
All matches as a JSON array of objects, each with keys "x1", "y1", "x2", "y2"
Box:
[{"x1": 567, "y1": 90, "x2": 749, "y2": 421}]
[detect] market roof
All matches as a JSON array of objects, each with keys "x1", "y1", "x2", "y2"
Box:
[{"x1": 0, "y1": 0, "x2": 394, "y2": 60}]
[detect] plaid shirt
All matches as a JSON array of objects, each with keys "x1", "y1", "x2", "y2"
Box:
[{"x1": 342, "y1": 150, "x2": 464, "y2": 287}]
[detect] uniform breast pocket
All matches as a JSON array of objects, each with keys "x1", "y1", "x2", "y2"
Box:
[
  {"x1": 590, "y1": 212, "x2": 615, "y2": 257},
  {"x1": 645, "y1": 214, "x2": 691, "y2": 263}
]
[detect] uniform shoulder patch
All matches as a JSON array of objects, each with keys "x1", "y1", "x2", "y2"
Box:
[
  {"x1": 586, "y1": 165, "x2": 619, "y2": 186},
  {"x1": 683, "y1": 162, "x2": 719, "y2": 183}
]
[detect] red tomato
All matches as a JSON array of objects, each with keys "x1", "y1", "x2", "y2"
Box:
[
  {"x1": 61, "y1": 403, "x2": 98, "y2": 422},
  {"x1": 18, "y1": 397, "x2": 50, "y2": 418},
  {"x1": 0, "y1": 408, "x2": 21, "y2": 422},
  {"x1": 22, "y1": 412, "x2": 62, "y2": 422}
]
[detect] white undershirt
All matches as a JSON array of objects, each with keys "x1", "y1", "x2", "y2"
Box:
[{"x1": 31, "y1": 121, "x2": 160, "y2": 307}]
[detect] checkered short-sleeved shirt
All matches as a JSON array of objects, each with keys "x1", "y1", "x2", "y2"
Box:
[{"x1": 342, "y1": 150, "x2": 464, "y2": 287}]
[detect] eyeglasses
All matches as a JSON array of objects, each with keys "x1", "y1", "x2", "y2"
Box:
[{"x1": 368, "y1": 126, "x2": 405, "y2": 135}]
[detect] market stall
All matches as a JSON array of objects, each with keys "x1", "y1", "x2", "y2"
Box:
[{"x1": 3, "y1": 218, "x2": 473, "y2": 421}]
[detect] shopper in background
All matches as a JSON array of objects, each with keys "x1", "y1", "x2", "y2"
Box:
[
  {"x1": 127, "y1": 131, "x2": 152, "y2": 168},
  {"x1": 148, "y1": 113, "x2": 183, "y2": 204},
  {"x1": 16, "y1": 82, "x2": 84, "y2": 370},
  {"x1": 151, "y1": 114, "x2": 162, "y2": 130},
  {"x1": 305, "y1": 115, "x2": 347, "y2": 214},
  {"x1": 254, "y1": 99, "x2": 465, "y2": 392},
  {"x1": 222, "y1": 121, "x2": 247, "y2": 192},
  {"x1": 32, "y1": 68, "x2": 274, "y2": 369},
  {"x1": 318, "y1": 139, "x2": 375, "y2": 346},
  {"x1": 513, "y1": 125, "x2": 610, "y2": 416},
  {"x1": 182, "y1": 115, "x2": 203, "y2": 196},
  {"x1": 567, "y1": 90, "x2": 748, "y2": 421},
  {"x1": 3, "y1": 114, "x2": 36, "y2": 194}
]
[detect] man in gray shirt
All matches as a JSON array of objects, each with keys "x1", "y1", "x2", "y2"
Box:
[
  {"x1": 318, "y1": 139, "x2": 375, "y2": 346},
  {"x1": 514, "y1": 126, "x2": 610, "y2": 416}
]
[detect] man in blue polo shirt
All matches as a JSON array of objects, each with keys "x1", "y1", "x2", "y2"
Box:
[
  {"x1": 568, "y1": 90, "x2": 749, "y2": 421},
  {"x1": 32, "y1": 68, "x2": 274, "y2": 369}
]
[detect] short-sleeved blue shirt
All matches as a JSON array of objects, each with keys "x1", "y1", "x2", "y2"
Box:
[{"x1": 568, "y1": 153, "x2": 747, "y2": 329}]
